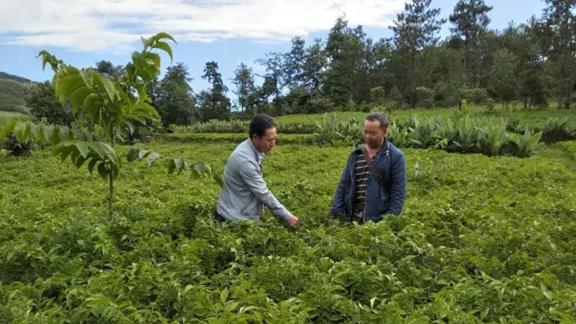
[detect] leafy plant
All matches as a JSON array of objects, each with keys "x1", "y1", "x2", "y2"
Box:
[{"x1": 38, "y1": 32, "x2": 175, "y2": 218}]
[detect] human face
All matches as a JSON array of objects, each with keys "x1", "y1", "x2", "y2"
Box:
[
  {"x1": 252, "y1": 127, "x2": 277, "y2": 154},
  {"x1": 363, "y1": 119, "x2": 387, "y2": 149}
]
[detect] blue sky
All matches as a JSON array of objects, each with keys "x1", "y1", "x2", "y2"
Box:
[{"x1": 0, "y1": 0, "x2": 546, "y2": 101}]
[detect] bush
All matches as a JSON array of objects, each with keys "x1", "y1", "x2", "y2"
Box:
[
  {"x1": 414, "y1": 86, "x2": 435, "y2": 108},
  {"x1": 2, "y1": 134, "x2": 35, "y2": 156},
  {"x1": 460, "y1": 88, "x2": 489, "y2": 104}
]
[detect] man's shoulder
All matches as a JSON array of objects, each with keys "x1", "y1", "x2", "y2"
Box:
[
  {"x1": 229, "y1": 140, "x2": 258, "y2": 165},
  {"x1": 387, "y1": 142, "x2": 404, "y2": 157}
]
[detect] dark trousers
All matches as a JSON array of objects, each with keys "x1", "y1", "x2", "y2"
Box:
[{"x1": 213, "y1": 209, "x2": 227, "y2": 222}]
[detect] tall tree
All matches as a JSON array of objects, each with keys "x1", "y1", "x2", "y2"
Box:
[
  {"x1": 496, "y1": 22, "x2": 550, "y2": 108},
  {"x1": 154, "y1": 62, "x2": 195, "y2": 126},
  {"x1": 197, "y1": 61, "x2": 230, "y2": 121},
  {"x1": 390, "y1": 0, "x2": 445, "y2": 106},
  {"x1": 283, "y1": 37, "x2": 306, "y2": 90},
  {"x1": 256, "y1": 53, "x2": 285, "y2": 106},
  {"x1": 323, "y1": 17, "x2": 368, "y2": 108},
  {"x1": 95, "y1": 60, "x2": 125, "y2": 80},
  {"x1": 232, "y1": 63, "x2": 257, "y2": 113},
  {"x1": 302, "y1": 39, "x2": 326, "y2": 93},
  {"x1": 489, "y1": 49, "x2": 519, "y2": 104},
  {"x1": 538, "y1": 0, "x2": 576, "y2": 108},
  {"x1": 449, "y1": 0, "x2": 493, "y2": 86},
  {"x1": 26, "y1": 81, "x2": 74, "y2": 126}
]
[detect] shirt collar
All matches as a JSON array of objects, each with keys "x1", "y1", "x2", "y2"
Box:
[{"x1": 248, "y1": 138, "x2": 265, "y2": 164}]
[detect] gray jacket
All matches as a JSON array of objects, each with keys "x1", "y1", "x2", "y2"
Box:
[{"x1": 216, "y1": 139, "x2": 292, "y2": 221}]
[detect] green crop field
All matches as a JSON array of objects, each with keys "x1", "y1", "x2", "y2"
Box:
[
  {"x1": 1, "y1": 135, "x2": 575, "y2": 322},
  {"x1": 0, "y1": 111, "x2": 29, "y2": 125}
]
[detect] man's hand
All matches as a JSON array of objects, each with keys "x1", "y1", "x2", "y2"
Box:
[{"x1": 287, "y1": 215, "x2": 299, "y2": 228}]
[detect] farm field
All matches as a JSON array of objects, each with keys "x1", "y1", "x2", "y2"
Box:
[{"x1": 1, "y1": 134, "x2": 575, "y2": 322}]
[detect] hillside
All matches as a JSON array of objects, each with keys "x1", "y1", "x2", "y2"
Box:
[{"x1": 0, "y1": 71, "x2": 34, "y2": 114}]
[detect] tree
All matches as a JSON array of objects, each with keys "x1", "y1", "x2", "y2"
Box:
[
  {"x1": 283, "y1": 37, "x2": 306, "y2": 89},
  {"x1": 302, "y1": 39, "x2": 326, "y2": 93},
  {"x1": 256, "y1": 52, "x2": 285, "y2": 107},
  {"x1": 232, "y1": 63, "x2": 257, "y2": 113},
  {"x1": 489, "y1": 49, "x2": 519, "y2": 104},
  {"x1": 26, "y1": 81, "x2": 74, "y2": 126},
  {"x1": 197, "y1": 61, "x2": 230, "y2": 121},
  {"x1": 95, "y1": 60, "x2": 125, "y2": 80},
  {"x1": 390, "y1": 0, "x2": 445, "y2": 106},
  {"x1": 323, "y1": 17, "x2": 368, "y2": 108},
  {"x1": 449, "y1": 0, "x2": 493, "y2": 86},
  {"x1": 39, "y1": 32, "x2": 175, "y2": 219},
  {"x1": 538, "y1": 0, "x2": 576, "y2": 108},
  {"x1": 499, "y1": 22, "x2": 549, "y2": 108},
  {"x1": 154, "y1": 62, "x2": 195, "y2": 126},
  {"x1": 392, "y1": 0, "x2": 445, "y2": 54}
]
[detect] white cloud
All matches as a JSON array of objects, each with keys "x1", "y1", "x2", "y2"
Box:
[{"x1": 0, "y1": 0, "x2": 404, "y2": 51}]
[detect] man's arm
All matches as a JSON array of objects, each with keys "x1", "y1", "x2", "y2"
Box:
[{"x1": 387, "y1": 152, "x2": 406, "y2": 215}]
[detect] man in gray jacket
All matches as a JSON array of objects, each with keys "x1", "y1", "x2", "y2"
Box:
[{"x1": 216, "y1": 114, "x2": 299, "y2": 228}]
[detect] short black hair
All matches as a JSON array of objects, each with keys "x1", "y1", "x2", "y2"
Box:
[
  {"x1": 365, "y1": 112, "x2": 388, "y2": 129},
  {"x1": 249, "y1": 114, "x2": 276, "y2": 138}
]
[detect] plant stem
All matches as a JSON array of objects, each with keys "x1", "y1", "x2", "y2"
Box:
[{"x1": 108, "y1": 121, "x2": 115, "y2": 220}]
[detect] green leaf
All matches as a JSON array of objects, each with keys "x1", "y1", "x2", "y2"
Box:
[
  {"x1": 191, "y1": 161, "x2": 212, "y2": 177},
  {"x1": 97, "y1": 162, "x2": 109, "y2": 179},
  {"x1": 138, "y1": 149, "x2": 150, "y2": 160},
  {"x1": 154, "y1": 32, "x2": 176, "y2": 43},
  {"x1": 94, "y1": 72, "x2": 118, "y2": 103},
  {"x1": 127, "y1": 148, "x2": 139, "y2": 162},
  {"x1": 75, "y1": 141, "x2": 90, "y2": 158},
  {"x1": 70, "y1": 86, "x2": 91, "y2": 110},
  {"x1": 146, "y1": 151, "x2": 160, "y2": 166},
  {"x1": 220, "y1": 288, "x2": 229, "y2": 303},
  {"x1": 88, "y1": 158, "x2": 99, "y2": 174},
  {"x1": 0, "y1": 118, "x2": 18, "y2": 139},
  {"x1": 153, "y1": 41, "x2": 173, "y2": 62}
]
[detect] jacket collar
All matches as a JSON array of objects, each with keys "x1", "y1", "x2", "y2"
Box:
[{"x1": 355, "y1": 140, "x2": 390, "y2": 158}]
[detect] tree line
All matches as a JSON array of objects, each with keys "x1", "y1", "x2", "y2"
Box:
[{"x1": 27, "y1": 0, "x2": 575, "y2": 127}]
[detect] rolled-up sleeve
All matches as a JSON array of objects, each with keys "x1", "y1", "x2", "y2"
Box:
[{"x1": 237, "y1": 160, "x2": 292, "y2": 221}]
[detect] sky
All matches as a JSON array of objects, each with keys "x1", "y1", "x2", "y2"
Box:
[{"x1": 0, "y1": 0, "x2": 547, "y2": 100}]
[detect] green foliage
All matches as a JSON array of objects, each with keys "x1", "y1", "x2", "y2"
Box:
[
  {"x1": 0, "y1": 75, "x2": 33, "y2": 113},
  {"x1": 311, "y1": 112, "x2": 362, "y2": 147},
  {"x1": 37, "y1": 32, "x2": 175, "y2": 218},
  {"x1": 53, "y1": 141, "x2": 120, "y2": 179},
  {"x1": 460, "y1": 87, "x2": 489, "y2": 104},
  {"x1": 0, "y1": 119, "x2": 74, "y2": 155},
  {"x1": 154, "y1": 62, "x2": 195, "y2": 127},
  {"x1": 26, "y1": 81, "x2": 74, "y2": 125},
  {"x1": 196, "y1": 61, "x2": 231, "y2": 121},
  {"x1": 413, "y1": 86, "x2": 435, "y2": 108},
  {"x1": 1, "y1": 140, "x2": 576, "y2": 322}
]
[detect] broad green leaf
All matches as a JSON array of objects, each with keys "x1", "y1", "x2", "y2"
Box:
[
  {"x1": 127, "y1": 148, "x2": 140, "y2": 162},
  {"x1": 70, "y1": 86, "x2": 92, "y2": 110},
  {"x1": 0, "y1": 118, "x2": 18, "y2": 139},
  {"x1": 138, "y1": 149, "x2": 150, "y2": 160},
  {"x1": 153, "y1": 41, "x2": 173, "y2": 62},
  {"x1": 75, "y1": 142, "x2": 90, "y2": 158},
  {"x1": 88, "y1": 158, "x2": 99, "y2": 174},
  {"x1": 94, "y1": 73, "x2": 119, "y2": 103},
  {"x1": 97, "y1": 162, "x2": 109, "y2": 179},
  {"x1": 154, "y1": 32, "x2": 176, "y2": 43},
  {"x1": 145, "y1": 151, "x2": 160, "y2": 166}
]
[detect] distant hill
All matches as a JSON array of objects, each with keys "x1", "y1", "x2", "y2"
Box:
[{"x1": 0, "y1": 71, "x2": 34, "y2": 114}]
